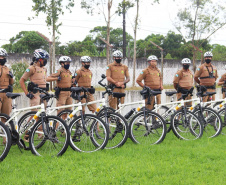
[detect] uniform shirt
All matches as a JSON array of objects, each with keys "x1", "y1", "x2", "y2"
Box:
[
  {"x1": 0, "y1": 65, "x2": 13, "y2": 89},
  {"x1": 173, "y1": 68, "x2": 193, "y2": 89},
  {"x1": 194, "y1": 63, "x2": 218, "y2": 86},
  {"x1": 49, "y1": 67, "x2": 72, "y2": 88},
  {"x1": 106, "y1": 61, "x2": 129, "y2": 84},
  {"x1": 136, "y1": 65, "x2": 162, "y2": 89},
  {"x1": 219, "y1": 73, "x2": 226, "y2": 89},
  {"x1": 21, "y1": 64, "x2": 47, "y2": 88},
  {"x1": 74, "y1": 67, "x2": 93, "y2": 88}
]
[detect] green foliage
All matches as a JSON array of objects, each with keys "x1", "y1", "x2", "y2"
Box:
[
  {"x1": 116, "y1": 0, "x2": 134, "y2": 16},
  {"x1": 2, "y1": 31, "x2": 48, "y2": 54},
  {"x1": 11, "y1": 62, "x2": 29, "y2": 89},
  {"x1": 211, "y1": 44, "x2": 226, "y2": 61}
]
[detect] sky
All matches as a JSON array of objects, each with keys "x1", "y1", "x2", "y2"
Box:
[{"x1": 1, "y1": 0, "x2": 226, "y2": 47}]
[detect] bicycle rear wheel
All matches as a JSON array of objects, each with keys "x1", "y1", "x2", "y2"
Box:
[
  {"x1": 69, "y1": 114, "x2": 109, "y2": 152},
  {"x1": 29, "y1": 116, "x2": 70, "y2": 156},
  {"x1": 98, "y1": 112, "x2": 128, "y2": 149},
  {"x1": 194, "y1": 107, "x2": 222, "y2": 138},
  {"x1": 0, "y1": 121, "x2": 11, "y2": 161},
  {"x1": 129, "y1": 110, "x2": 167, "y2": 145},
  {"x1": 157, "y1": 106, "x2": 173, "y2": 133},
  {"x1": 171, "y1": 110, "x2": 203, "y2": 140}
]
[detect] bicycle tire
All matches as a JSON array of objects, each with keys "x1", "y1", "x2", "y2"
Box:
[
  {"x1": 57, "y1": 109, "x2": 74, "y2": 126},
  {"x1": 217, "y1": 108, "x2": 226, "y2": 135},
  {"x1": 129, "y1": 110, "x2": 167, "y2": 145},
  {"x1": 98, "y1": 112, "x2": 128, "y2": 149},
  {"x1": 194, "y1": 107, "x2": 222, "y2": 138},
  {"x1": 171, "y1": 110, "x2": 203, "y2": 140},
  {"x1": 0, "y1": 121, "x2": 11, "y2": 162},
  {"x1": 69, "y1": 114, "x2": 109, "y2": 152},
  {"x1": 18, "y1": 111, "x2": 37, "y2": 149},
  {"x1": 29, "y1": 115, "x2": 70, "y2": 156},
  {"x1": 97, "y1": 107, "x2": 115, "y2": 116}
]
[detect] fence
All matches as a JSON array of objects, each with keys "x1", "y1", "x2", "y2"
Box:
[{"x1": 6, "y1": 53, "x2": 226, "y2": 87}]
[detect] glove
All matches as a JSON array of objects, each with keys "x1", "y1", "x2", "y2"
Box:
[
  {"x1": 57, "y1": 76, "x2": 61, "y2": 81},
  {"x1": 8, "y1": 71, "x2": 14, "y2": 78},
  {"x1": 26, "y1": 93, "x2": 34, "y2": 99}
]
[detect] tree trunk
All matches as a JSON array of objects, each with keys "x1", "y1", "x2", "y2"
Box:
[
  {"x1": 52, "y1": 23, "x2": 56, "y2": 87},
  {"x1": 106, "y1": 0, "x2": 112, "y2": 64},
  {"x1": 49, "y1": 42, "x2": 53, "y2": 90},
  {"x1": 132, "y1": 0, "x2": 139, "y2": 87}
]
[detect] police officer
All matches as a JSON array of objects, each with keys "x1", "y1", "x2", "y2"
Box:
[
  {"x1": 217, "y1": 65, "x2": 226, "y2": 98},
  {"x1": 47, "y1": 56, "x2": 73, "y2": 114},
  {"x1": 194, "y1": 51, "x2": 218, "y2": 102},
  {"x1": 0, "y1": 48, "x2": 14, "y2": 116},
  {"x1": 136, "y1": 55, "x2": 163, "y2": 110},
  {"x1": 173, "y1": 58, "x2": 193, "y2": 106},
  {"x1": 106, "y1": 50, "x2": 130, "y2": 109},
  {"x1": 20, "y1": 49, "x2": 49, "y2": 106},
  {"x1": 74, "y1": 56, "x2": 96, "y2": 114}
]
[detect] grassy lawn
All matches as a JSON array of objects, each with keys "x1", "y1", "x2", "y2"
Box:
[{"x1": 0, "y1": 132, "x2": 225, "y2": 185}]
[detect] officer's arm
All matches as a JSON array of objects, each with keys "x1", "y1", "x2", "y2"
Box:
[
  {"x1": 218, "y1": 76, "x2": 224, "y2": 86},
  {"x1": 19, "y1": 78, "x2": 28, "y2": 95},
  {"x1": 194, "y1": 67, "x2": 201, "y2": 84},
  {"x1": 9, "y1": 78, "x2": 14, "y2": 85},
  {"x1": 136, "y1": 72, "x2": 145, "y2": 88},
  {"x1": 194, "y1": 77, "x2": 200, "y2": 84},
  {"x1": 46, "y1": 76, "x2": 58, "y2": 82},
  {"x1": 106, "y1": 67, "x2": 117, "y2": 84}
]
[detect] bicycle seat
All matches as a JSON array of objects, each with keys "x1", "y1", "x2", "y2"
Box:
[
  {"x1": 165, "y1": 91, "x2": 177, "y2": 96},
  {"x1": 206, "y1": 92, "x2": 216, "y2": 96},
  {"x1": 6, "y1": 92, "x2": 21, "y2": 99},
  {"x1": 112, "y1": 92, "x2": 125, "y2": 98},
  {"x1": 150, "y1": 90, "x2": 161, "y2": 96},
  {"x1": 71, "y1": 87, "x2": 83, "y2": 93}
]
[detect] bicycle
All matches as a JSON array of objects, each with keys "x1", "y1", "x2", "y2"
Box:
[
  {"x1": 190, "y1": 85, "x2": 223, "y2": 138},
  {"x1": 97, "y1": 75, "x2": 167, "y2": 145},
  {"x1": 0, "y1": 90, "x2": 70, "y2": 156},
  {"x1": 169, "y1": 87, "x2": 203, "y2": 140},
  {"x1": 0, "y1": 120, "x2": 11, "y2": 161}
]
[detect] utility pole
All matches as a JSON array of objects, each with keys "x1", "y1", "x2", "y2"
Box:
[
  {"x1": 123, "y1": 0, "x2": 126, "y2": 58},
  {"x1": 36, "y1": 31, "x2": 53, "y2": 90},
  {"x1": 99, "y1": 37, "x2": 114, "y2": 64},
  {"x1": 150, "y1": 41, "x2": 164, "y2": 79}
]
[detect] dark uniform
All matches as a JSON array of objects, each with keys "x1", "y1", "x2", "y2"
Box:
[
  {"x1": 0, "y1": 65, "x2": 13, "y2": 115},
  {"x1": 48, "y1": 67, "x2": 73, "y2": 112},
  {"x1": 74, "y1": 67, "x2": 96, "y2": 112},
  {"x1": 106, "y1": 61, "x2": 130, "y2": 109},
  {"x1": 21, "y1": 63, "x2": 47, "y2": 106},
  {"x1": 136, "y1": 65, "x2": 162, "y2": 110},
  {"x1": 173, "y1": 68, "x2": 193, "y2": 106},
  {"x1": 194, "y1": 63, "x2": 218, "y2": 102}
]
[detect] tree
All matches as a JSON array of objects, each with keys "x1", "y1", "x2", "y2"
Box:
[
  {"x1": 30, "y1": 0, "x2": 75, "y2": 76},
  {"x1": 173, "y1": 0, "x2": 226, "y2": 71},
  {"x1": 2, "y1": 31, "x2": 48, "y2": 54},
  {"x1": 211, "y1": 44, "x2": 226, "y2": 61},
  {"x1": 81, "y1": 0, "x2": 115, "y2": 64}
]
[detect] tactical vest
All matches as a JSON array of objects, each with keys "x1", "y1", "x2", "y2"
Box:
[
  {"x1": 56, "y1": 68, "x2": 72, "y2": 88},
  {"x1": 178, "y1": 70, "x2": 193, "y2": 89},
  {"x1": 77, "y1": 69, "x2": 92, "y2": 88},
  {"x1": 144, "y1": 67, "x2": 161, "y2": 89},
  {"x1": 30, "y1": 65, "x2": 47, "y2": 88},
  {"x1": 110, "y1": 65, "x2": 126, "y2": 83},
  {"x1": 199, "y1": 64, "x2": 216, "y2": 86},
  {"x1": 0, "y1": 66, "x2": 10, "y2": 89}
]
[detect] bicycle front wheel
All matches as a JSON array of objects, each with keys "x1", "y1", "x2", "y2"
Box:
[
  {"x1": 171, "y1": 110, "x2": 203, "y2": 140},
  {"x1": 0, "y1": 121, "x2": 11, "y2": 162},
  {"x1": 129, "y1": 110, "x2": 167, "y2": 145},
  {"x1": 69, "y1": 114, "x2": 109, "y2": 152},
  {"x1": 98, "y1": 112, "x2": 128, "y2": 149},
  {"x1": 29, "y1": 116, "x2": 70, "y2": 156},
  {"x1": 218, "y1": 108, "x2": 226, "y2": 135},
  {"x1": 194, "y1": 107, "x2": 222, "y2": 138}
]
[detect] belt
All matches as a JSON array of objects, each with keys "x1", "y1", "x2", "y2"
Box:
[
  {"x1": 59, "y1": 87, "x2": 71, "y2": 91},
  {"x1": 204, "y1": 85, "x2": 215, "y2": 89}
]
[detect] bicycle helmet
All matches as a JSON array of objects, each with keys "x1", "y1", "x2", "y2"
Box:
[
  {"x1": 0, "y1": 48, "x2": 8, "y2": 57},
  {"x1": 147, "y1": 55, "x2": 158, "y2": 61},
  {"x1": 181, "y1": 58, "x2": 191, "y2": 64},
  {"x1": 204, "y1": 51, "x2": 213, "y2": 57},
  {"x1": 34, "y1": 49, "x2": 49, "y2": 59},
  {"x1": 59, "y1": 56, "x2": 72, "y2": 63},
  {"x1": 80, "y1": 56, "x2": 92, "y2": 63},
  {"x1": 112, "y1": 50, "x2": 123, "y2": 58}
]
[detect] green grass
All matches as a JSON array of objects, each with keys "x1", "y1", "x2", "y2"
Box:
[{"x1": 0, "y1": 133, "x2": 225, "y2": 185}]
